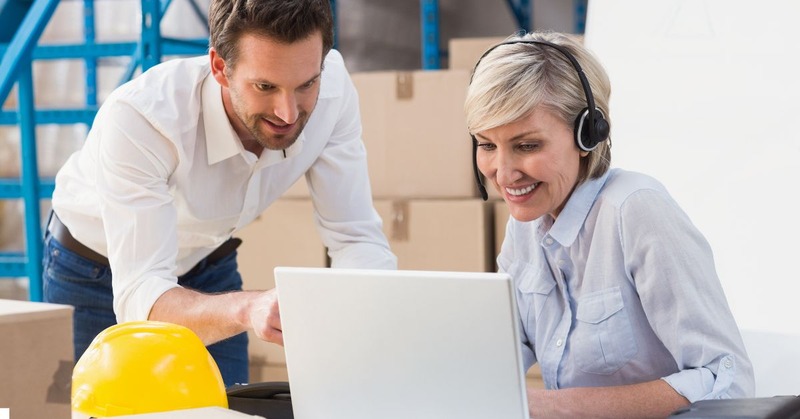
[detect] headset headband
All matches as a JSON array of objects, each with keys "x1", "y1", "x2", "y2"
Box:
[{"x1": 469, "y1": 38, "x2": 609, "y2": 200}]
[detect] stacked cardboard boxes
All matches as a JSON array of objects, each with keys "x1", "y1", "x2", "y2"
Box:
[
  {"x1": 373, "y1": 199, "x2": 492, "y2": 272},
  {"x1": 0, "y1": 300, "x2": 73, "y2": 419},
  {"x1": 235, "y1": 37, "x2": 545, "y2": 390},
  {"x1": 353, "y1": 69, "x2": 476, "y2": 199},
  {"x1": 351, "y1": 60, "x2": 495, "y2": 270}
]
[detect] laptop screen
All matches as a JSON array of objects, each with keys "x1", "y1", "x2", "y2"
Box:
[{"x1": 275, "y1": 267, "x2": 529, "y2": 419}]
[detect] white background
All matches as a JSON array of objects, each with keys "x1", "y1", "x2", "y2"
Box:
[
  {"x1": 585, "y1": 0, "x2": 800, "y2": 336},
  {"x1": 585, "y1": 0, "x2": 800, "y2": 395}
]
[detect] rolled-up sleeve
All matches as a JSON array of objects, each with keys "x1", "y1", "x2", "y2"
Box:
[{"x1": 663, "y1": 354, "x2": 738, "y2": 401}]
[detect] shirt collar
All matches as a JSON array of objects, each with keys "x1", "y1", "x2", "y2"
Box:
[
  {"x1": 547, "y1": 170, "x2": 611, "y2": 246},
  {"x1": 257, "y1": 132, "x2": 305, "y2": 167},
  {"x1": 202, "y1": 73, "x2": 240, "y2": 165},
  {"x1": 201, "y1": 73, "x2": 306, "y2": 167}
]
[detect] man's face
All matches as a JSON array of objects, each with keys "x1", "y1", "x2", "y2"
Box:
[{"x1": 211, "y1": 32, "x2": 323, "y2": 151}]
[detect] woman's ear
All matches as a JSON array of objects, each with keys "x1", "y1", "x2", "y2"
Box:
[
  {"x1": 580, "y1": 150, "x2": 590, "y2": 158},
  {"x1": 209, "y1": 48, "x2": 230, "y2": 88}
]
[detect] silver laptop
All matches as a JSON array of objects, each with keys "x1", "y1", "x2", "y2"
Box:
[{"x1": 274, "y1": 267, "x2": 529, "y2": 419}]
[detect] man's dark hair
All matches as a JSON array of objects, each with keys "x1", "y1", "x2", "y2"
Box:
[{"x1": 209, "y1": 0, "x2": 334, "y2": 69}]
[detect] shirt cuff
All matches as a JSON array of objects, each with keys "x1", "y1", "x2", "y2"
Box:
[
  {"x1": 662, "y1": 355, "x2": 737, "y2": 402},
  {"x1": 329, "y1": 242, "x2": 397, "y2": 270},
  {"x1": 114, "y1": 276, "x2": 182, "y2": 323}
]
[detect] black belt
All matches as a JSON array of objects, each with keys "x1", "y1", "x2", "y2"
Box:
[{"x1": 47, "y1": 212, "x2": 242, "y2": 269}]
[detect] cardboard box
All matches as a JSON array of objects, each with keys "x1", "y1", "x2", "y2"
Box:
[
  {"x1": 352, "y1": 70, "x2": 477, "y2": 199},
  {"x1": 448, "y1": 37, "x2": 507, "y2": 71},
  {"x1": 235, "y1": 199, "x2": 327, "y2": 366},
  {"x1": 236, "y1": 199, "x2": 328, "y2": 292},
  {"x1": 0, "y1": 299, "x2": 73, "y2": 419},
  {"x1": 374, "y1": 199, "x2": 493, "y2": 272}
]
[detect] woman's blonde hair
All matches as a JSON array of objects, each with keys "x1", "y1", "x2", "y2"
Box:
[{"x1": 465, "y1": 31, "x2": 612, "y2": 182}]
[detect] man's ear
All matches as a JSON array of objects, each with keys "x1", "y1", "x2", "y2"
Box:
[{"x1": 209, "y1": 48, "x2": 230, "y2": 88}]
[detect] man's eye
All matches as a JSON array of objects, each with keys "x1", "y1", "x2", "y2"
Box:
[
  {"x1": 300, "y1": 79, "x2": 317, "y2": 89},
  {"x1": 256, "y1": 83, "x2": 274, "y2": 91}
]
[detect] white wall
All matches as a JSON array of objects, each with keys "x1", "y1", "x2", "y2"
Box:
[{"x1": 584, "y1": 0, "x2": 800, "y2": 336}]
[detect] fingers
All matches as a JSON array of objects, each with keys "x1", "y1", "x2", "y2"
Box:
[
  {"x1": 251, "y1": 289, "x2": 284, "y2": 346},
  {"x1": 253, "y1": 318, "x2": 284, "y2": 346},
  {"x1": 268, "y1": 296, "x2": 284, "y2": 345},
  {"x1": 261, "y1": 324, "x2": 284, "y2": 346}
]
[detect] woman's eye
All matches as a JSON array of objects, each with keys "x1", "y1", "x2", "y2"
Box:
[
  {"x1": 477, "y1": 143, "x2": 496, "y2": 151},
  {"x1": 519, "y1": 143, "x2": 539, "y2": 152}
]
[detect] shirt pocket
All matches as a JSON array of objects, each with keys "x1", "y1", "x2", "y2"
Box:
[
  {"x1": 572, "y1": 286, "x2": 638, "y2": 375},
  {"x1": 513, "y1": 261, "x2": 556, "y2": 328}
]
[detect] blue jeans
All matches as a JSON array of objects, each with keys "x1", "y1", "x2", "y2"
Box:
[{"x1": 42, "y1": 233, "x2": 249, "y2": 387}]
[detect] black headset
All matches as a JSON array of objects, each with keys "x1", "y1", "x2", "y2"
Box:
[{"x1": 470, "y1": 39, "x2": 610, "y2": 201}]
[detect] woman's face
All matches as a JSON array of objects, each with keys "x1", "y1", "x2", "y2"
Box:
[{"x1": 475, "y1": 106, "x2": 587, "y2": 222}]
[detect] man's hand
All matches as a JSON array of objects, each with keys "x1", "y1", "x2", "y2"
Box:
[{"x1": 249, "y1": 288, "x2": 284, "y2": 346}]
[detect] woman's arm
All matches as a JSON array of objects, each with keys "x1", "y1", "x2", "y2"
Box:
[{"x1": 527, "y1": 379, "x2": 688, "y2": 418}]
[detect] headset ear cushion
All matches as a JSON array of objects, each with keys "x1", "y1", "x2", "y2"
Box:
[
  {"x1": 594, "y1": 113, "x2": 610, "y2": 144},
  {"x1": 574, "y1": 107, "x2": 609, "y2": 152}
]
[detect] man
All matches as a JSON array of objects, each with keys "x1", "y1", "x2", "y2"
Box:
[{"x1": 44, "y1": 0, "x2": 396, "y2": 386}]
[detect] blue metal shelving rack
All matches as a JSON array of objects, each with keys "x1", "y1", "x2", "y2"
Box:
[
  {"x1": 419, "y1": 0, "x2": 588, "y2": 70},
  {"x1": 0, "y1": 0, "x2": 62, "y2": 301},
  {"x1": 0, "y1": 0, "x2": 209, "y2": 301},
  {"x1": 420, "y1": 0, "x2": 532, "y2": 70}
]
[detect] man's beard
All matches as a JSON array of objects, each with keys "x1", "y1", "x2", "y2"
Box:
[{"x1": 243, "y1": 111, "x2": 309, "y2": 151}]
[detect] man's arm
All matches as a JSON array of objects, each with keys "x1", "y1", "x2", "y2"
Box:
[
  {"x1": 149, "y1": 287, "x2": 284, "y2": 346},
  {"x1": 527, "y1": 379, "x2": 688, "y2": 419},
  {"x1": 305, "y1": 51, "x2": 396, "y2": 270}
]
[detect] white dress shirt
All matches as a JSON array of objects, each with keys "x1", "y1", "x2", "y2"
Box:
[
  {"x1": 498, "y1": 168, "x2": 754, "y2": 401},
  {"x1": 52, "y1": 51, "x2": 397, "y2": 323}
]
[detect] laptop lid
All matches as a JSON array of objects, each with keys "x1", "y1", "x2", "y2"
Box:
[{"x1": 274, "y1": 267, "x2": 529, "y2": 419}]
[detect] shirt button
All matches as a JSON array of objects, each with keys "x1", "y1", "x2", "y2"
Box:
[
  {"x1": 556, "y1": 339, "x2": 563, "y2": 347},
  {"x1": 723, "y1": 359, "x2": 733, "y2": 368},
  {"x1": 545, "y1": 238, "x2": 554, "y2": 245}
]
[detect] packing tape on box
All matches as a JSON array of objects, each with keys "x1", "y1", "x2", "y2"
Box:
[
  {"x1": 395, "y1": 72, "x2": 413, "y2": 100},
  {"x1": 390, "y1": 201, "x2": 410, "y2": 241}
]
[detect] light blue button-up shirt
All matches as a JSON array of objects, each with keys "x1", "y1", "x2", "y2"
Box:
[{"x1": 498, "y1": 168, "x2": 754, "y2": 401}]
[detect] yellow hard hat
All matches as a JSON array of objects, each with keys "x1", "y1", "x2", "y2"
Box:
[{"x1": 72, "y1": 321, "x2": 228, "y2": 417}]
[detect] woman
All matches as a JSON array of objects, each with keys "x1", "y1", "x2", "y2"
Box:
[{"x1": 465, "y1": 32, "x2": 754, "y2": 418}]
